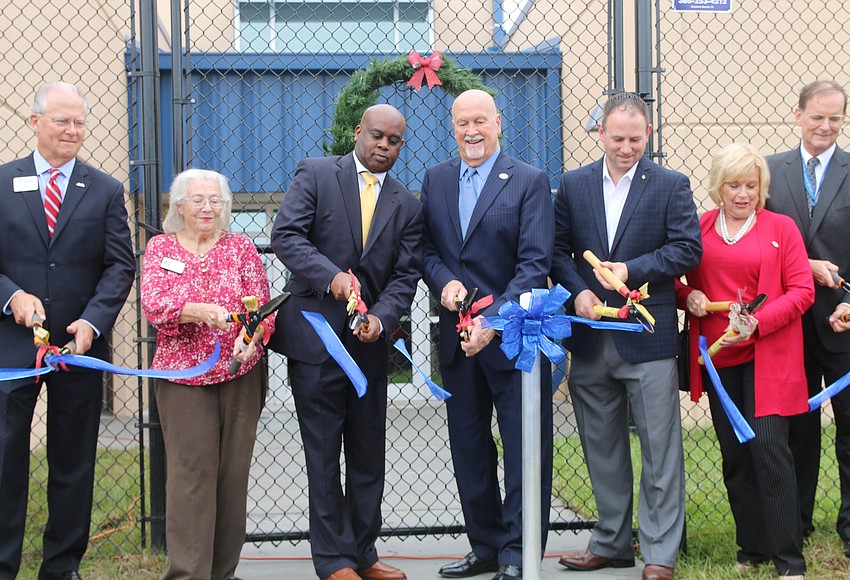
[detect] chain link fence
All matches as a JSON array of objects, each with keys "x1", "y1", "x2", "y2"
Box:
[{"x1": 3, "y1": 0, "x2": 850, "y2": 570}]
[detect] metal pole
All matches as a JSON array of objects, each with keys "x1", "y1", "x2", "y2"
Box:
[
  {"x1": 520, "y1": 291, "x2": 542, "y2": 579},
  {"x1": 610, "y1": 0, "x2": 624, "y2": 93},
  {"x1": 634, "y1": 0, "x2": 655, "y2": 154},
  {"x1": 138, "y1": 0, "x2": 165, "y2": 551},
  {"x1": 171, "y1": 0, "x2": 185, "y2": 174}
]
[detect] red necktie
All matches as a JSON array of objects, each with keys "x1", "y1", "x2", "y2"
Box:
[{"x1": 45, "y1": 168, "x2": 62, "y2": 237}]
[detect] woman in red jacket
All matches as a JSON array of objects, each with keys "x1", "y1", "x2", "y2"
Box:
[{"x1": 676, "y1": 143, "x2": 814, "y2": 579}]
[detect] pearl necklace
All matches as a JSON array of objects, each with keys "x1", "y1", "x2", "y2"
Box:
[{"x1": 719, "y1": 209, "x2": 755, "y2": 245}]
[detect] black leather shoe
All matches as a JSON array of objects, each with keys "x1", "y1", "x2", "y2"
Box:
[
  {"x1": 57, "y1": 573, "x2": 83, "y2": 580},
  {"x1": 844, "y1": 540, "x2": 850, "y2": 559},
  {"x1": 439, "y1": 552, "x2": 499, "y2": 578},
  {"x1": 491, "y1": 564, "x2": 521, "y2": 580}
]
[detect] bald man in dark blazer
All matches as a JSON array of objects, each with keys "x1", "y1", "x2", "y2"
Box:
[
  {"x1": 421, "y1": 90, "x2": 553, "y2": 580},
  {"x1": 0, "y1": 83, "x2": 134, "y2": 579},
  {"x1": 766, "y1": 80, "x2": 850, "y2": 554},
  {"x1": 269, "y1": 104, "x2": 421, "y2": 580}
]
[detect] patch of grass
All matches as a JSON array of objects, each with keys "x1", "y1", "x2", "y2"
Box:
[
  {"x1": 554, "y1": 423, "x2": 848, "y2": 578},
  {"x1": 19, "y1": 447, "x2": 166, "y2": 579}
]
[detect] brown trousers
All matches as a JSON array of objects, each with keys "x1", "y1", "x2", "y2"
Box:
[{"x1": 155, "y1": 364, "x2": 263, "y2": 580}]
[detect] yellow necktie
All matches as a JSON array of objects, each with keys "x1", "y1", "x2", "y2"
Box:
[{"x1": 360, "y1": 172, "x2": 378, "y2": 246}]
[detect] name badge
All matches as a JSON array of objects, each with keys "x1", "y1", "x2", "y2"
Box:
[
  {"x1": 13, "y1": 176, "x2": 38, "y2": 192},
  {"x1": 160, "y1": 257, "x2": 185, "y2": 274}
]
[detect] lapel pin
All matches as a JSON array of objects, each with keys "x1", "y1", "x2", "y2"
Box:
[
  {"x1": 641, "y1": 174, "x2": 646, "y2": 180},
  {"x1": 76, "y1": 182, "x2": 85, "y2": 187},
  {"x1": 499, "y1": 173, "x2": 509, "y2": 180},
  {"x1": 772, "y1": 241, "x2": 779, "y2": 248}
]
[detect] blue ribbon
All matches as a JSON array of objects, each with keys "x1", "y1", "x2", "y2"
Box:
[
  {"x1": 302, "y1": 311, "x2": 368, "y2": 397},
  {"x1": 482, "y1": 284, "x2": 642, "y2": 372},
  {"x1": 698, "y1": 336, "x2": 755, "y2": 443},
  {"x1": 392, "y1": 338, "x2": 451, "y2": 401},
  {"x1": 0, "y1": 337, "x2": 221, "y2": 383},
  {"x1": 808, "y1": 368, "x2": 850, "y2": 412}
]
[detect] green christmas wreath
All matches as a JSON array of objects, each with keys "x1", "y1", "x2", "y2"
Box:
[{"x1": 325, "y1": 52, "x2": 496, "y2": 156}]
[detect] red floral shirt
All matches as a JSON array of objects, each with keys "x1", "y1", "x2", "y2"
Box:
[{"x1": 141, "y1": 232, "x2": 275, "y2": 386}]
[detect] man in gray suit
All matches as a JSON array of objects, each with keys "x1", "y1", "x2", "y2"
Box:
[
  {"x1": 553, "y1": 93, "x2": 701, "y2": 580},
  {"x1": 766, "y1": 80, "x2": 850, "y2": 555}
]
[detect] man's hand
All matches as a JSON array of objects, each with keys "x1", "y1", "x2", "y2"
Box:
[
  {"x1": 574, "y1": 289, "x2": 603, "y2": 320},
  {"x1": 330, "y1": 271, "x2": 356, "y2": 301},
  {"x1": 66, "y1": 320, "x2": 95, "y2": 354},
  {"x1": 9, "y1": 292, "x2": 45, "y2": 327},
  {"x1": 441, "y1": 280, "x2": 467, "y2": 311},
  {"x1": 810, "y1": 259, "x2": 839, "y2": 288},
  {"x1": 829, "y1": 303, "x2": 850, "y2": 334},
  {"x1": 686, "y1": 290, "x2": 709, "y2": 318},
  {"x1": 594, "y1": 261, "x2": 629, "y2": 291},
  {"x1": 353, "y1": 313, "x2": 381, "y2": 343},
  {"x1": 460, "y1": 317, "x2": 495, "y2": 356}
]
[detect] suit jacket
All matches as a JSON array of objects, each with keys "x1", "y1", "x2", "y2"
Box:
[
  {"x1": 268, "y1": 154, "x2": 423, "y2": 376},
  {"x1": 766, "y1": 146, "x2": 850, "y2": 354},
  {"x1": 421, "y1": 152, "x2": 554, "y2": 369},
  {"x1": 0, "y1": 154, "x2": 135, "y2": 367},
  {"x1": 551, "y1": 157, "x2": 702, "y2": 363}
]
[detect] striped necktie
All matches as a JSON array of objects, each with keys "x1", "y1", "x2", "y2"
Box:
[{"x1": 45, "y1": 168, "x2": 62, "y2": 237}]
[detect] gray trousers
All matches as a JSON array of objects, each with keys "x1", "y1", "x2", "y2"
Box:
[
  {"x1": 155, "y1": 364, "x2": 263, "y2": 580},
  {"x1": 569, "y1": 333, "x2": 685, "y2": 568}
]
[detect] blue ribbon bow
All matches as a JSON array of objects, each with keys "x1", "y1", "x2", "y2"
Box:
[
  {"x1": 698, "y1": 336, "x2": 755, "y2": 443},
  {"x1": 482, "y1": 284, "x2": 643, "y2": 372}
]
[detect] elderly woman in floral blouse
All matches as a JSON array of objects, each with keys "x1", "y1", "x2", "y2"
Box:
[{"x1": 141, "y1": 169, "x2": 274, "y2": 580}]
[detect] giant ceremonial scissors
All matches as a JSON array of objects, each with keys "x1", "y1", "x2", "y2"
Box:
[
  {"x1": 583, "y1": 250, "x2": 656, "y2": 333},
  {"x1": 228, "y1": 292, "x2": 289, "y2": 374}
]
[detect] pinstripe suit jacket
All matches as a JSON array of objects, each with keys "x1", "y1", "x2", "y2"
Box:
[
  {"x1": 766, "y1": 146, "x2": 850, "y2": 354},
  {"x1": 421, "y1": 152, "x2": 554, "y2": 370},
  {"x1": 551, "y1": 157, "x2": 702, "y2": 363}
]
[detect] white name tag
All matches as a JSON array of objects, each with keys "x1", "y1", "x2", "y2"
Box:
[
  {"x1": 13, "y1": 176, "x2": 38, "y2": 192},
  {"x1": 160, "y1": 257, "x2": 185, "y2": 274}
]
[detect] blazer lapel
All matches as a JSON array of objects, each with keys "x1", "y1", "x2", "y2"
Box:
[
  {"x1": 587, "y1": 160, "x2": 609, "y2": 255},
  {"x1": 17, "y1": 157, "x2": 50, "y2": 248},
  {"x1": 438, "y1": 159, "x2": 463, "y2": 243},
  {"x1": 810, "y1": 147, "x2": 850, "y2": 239},
  {"x1": 336, "y1": 156, "x2": 363, "y2": 252},
  {"x1": 362, "y1": 176, "x2": 400, "y2": 256},
  {"x1": 463, "y1": 153, "x2": 509, "y2": 244},
  {"x1": 50, "y1": 162, "x2": 89, "y2": 244},
  {"x1": 779, "y1": 151, "x2": 811, "y2": 236},
  {"x1": 609, "y1": 158, "x2": 650, "y2": 255}
]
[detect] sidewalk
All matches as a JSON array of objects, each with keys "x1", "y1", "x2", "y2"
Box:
[{"x1": 236, "y1": 530, "x2": 644, "y2": 579}]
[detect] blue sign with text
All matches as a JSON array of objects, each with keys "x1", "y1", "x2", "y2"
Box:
[{"x1": 673, "y1": 0, "x2": 732, "y2": 11}]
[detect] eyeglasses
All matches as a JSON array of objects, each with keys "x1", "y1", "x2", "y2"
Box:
[
  {"x1": 186, "y1": 196, "x2": 223, "y2": 209},
  {"x1": 42, "y1": 115, "x2": 87, "y2": 130},
  {"x1": 803, "y1": 113, "x2": 845, "y2": 128}
]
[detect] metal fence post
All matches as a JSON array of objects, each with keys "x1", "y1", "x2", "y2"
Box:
[{"x1": 520, "y1": 292, "x2": 542, "y2": 580}]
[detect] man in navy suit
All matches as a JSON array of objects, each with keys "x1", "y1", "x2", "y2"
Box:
[
  {"x1": 553, "y1": 93, "x2": 701, "y2": 580},
  {"x1": 421, "y1": 89, "x2": 554, "y2": 580},
  {"x1": 0, "y1": 82, "x2": 135, "y2": 579},
  {"x1": 269, "y1": 104, "x2": 422, "y2": 580},
  {"x1": 766, "y1": 80, "x2": 850, "y2": 554}
]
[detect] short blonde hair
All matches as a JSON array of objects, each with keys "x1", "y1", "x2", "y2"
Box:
[
  {"x1": 162, "y1": 169, "x2": 232, "y2": 233},
  {"x1": 707, "y1": 143, "x2": 770, "y2": 210}
]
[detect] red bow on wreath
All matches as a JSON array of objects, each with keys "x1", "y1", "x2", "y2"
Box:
[{"x1": 407, "y1": 50, "x2": 443, "y2": 91}]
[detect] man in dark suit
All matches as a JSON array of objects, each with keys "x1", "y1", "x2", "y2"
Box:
[
  {"x1": 421, "y1": 89, "x2": 554, "y2": 580},
  {"x1": 766, "y1": 80, "x2": 850, "y2": 554},
  {"x1": 0, "y1": 82, "x2": 135, "y2": 579},
  {"x1": 553, "y1": 93, "x2": 701, "y2": 580},
  {"x1": 269, "y1": 104, "x2": 421, "y2": 580}
]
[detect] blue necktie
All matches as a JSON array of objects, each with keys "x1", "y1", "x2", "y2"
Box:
[{"x1": 459, "y1": 167, "x2": 478, "y2": 238}]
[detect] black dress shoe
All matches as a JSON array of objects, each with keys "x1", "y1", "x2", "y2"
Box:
[
  {"x1": 844, "y1": 540, "x2": 850, "y2": 559},
  {"x1": 491, "y1": 564, "x2": 521, "y2": 580},
  {"x1": 439, "y1": 552, "x2": 499, "y2": 578},
  {"x1": 57, "y1": 572, "x2": 83, "y2": 580}
]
